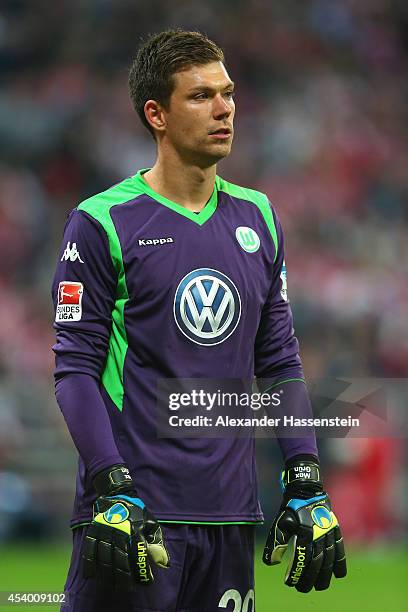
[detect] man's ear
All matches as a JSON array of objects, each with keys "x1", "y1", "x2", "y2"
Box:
[{"x1": 144, "y1": 100, "x2": 166, "y2": 134}]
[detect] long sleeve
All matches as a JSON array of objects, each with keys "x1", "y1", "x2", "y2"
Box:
[
  {"x1": 55, "y1": 373, "x2": 124, "y2": 478},
  {"x1": 52, "y1": 209, "x2": 124, "y2": 479},
  {"x1": 254, "y1": 206, "x2": 318, "y2": 461}
]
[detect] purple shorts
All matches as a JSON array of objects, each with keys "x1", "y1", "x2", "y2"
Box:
[{"x1": 61, "y1": 523, "x2": 255, "y2": 612}]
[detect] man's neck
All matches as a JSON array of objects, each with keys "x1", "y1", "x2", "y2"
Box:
[{"x1": 142, "y1": 153, "x2": 217, "y2": 213}]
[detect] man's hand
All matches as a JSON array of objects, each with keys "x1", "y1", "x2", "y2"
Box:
[
  {"x1": 263, "y1": 458, "x2": 346, "y2": 592},
  {"x1": 81, "y1": 465, "x2": 169, "y2": 590}
]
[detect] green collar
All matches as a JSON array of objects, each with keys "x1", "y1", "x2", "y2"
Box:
[{"x1": 133, "y1": 168, "x2": 219, "y2": 226}]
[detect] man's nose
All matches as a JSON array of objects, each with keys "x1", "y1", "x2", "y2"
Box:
[{"x1": 213, "y1": 94, "x2": 232, "y2": 118}]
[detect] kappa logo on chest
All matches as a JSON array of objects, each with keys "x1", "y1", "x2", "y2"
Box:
[{"x1": 138, "y1": 237, "x2": 174, "y2": 247}]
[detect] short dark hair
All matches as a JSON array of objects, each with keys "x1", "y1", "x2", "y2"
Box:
[{"x1": 128, "y1": 29, "x2": 225, "y2": 139}]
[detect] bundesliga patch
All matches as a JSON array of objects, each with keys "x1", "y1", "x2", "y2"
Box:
[
  {"x1": 280, "y1": 261, "x2": 288, "y2": 301},
  {"x1": 56, "y1": 281, "x2": 83, "y2": 322}
]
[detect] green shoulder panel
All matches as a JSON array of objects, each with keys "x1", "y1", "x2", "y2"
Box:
[
  {"x1": 216, "y1": 176, "x2": 279, "y2": 261},
  {"x1": 77, "y1": 175, "x2": 142, "y2": 272},
  {"x1": 77, "y1": 175, "x2": 143, "y2": 412}
]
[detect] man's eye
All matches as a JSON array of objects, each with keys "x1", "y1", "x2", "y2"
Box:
[
  {"x1": 225, "y1": 91, "x2": 235, "y2": 99},
  {"x1": 194, "y1": 93, "x2": 208, "y2": 99}
]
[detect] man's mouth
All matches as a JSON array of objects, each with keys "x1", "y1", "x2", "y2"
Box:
[{"x1": 209, "y1": 127, "x2": 232, "y2": 139}]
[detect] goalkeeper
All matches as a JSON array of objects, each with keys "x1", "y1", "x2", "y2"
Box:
[{"x1": 52, "y1": 29, "x2": 346, "y2": 611}]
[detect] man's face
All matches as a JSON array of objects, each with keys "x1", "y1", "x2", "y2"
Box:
[{"x1": 160, "y1": 61, "x2": 235, "y2": 165}]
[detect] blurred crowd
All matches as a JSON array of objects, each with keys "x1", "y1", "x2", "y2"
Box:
[{"x1": 0, "y1": 0, "x2": 407, "y2": 541}]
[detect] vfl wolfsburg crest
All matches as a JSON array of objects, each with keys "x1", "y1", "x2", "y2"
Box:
[
  {"x1": 235, "y1": 227, "x2": 260, "y2": 253},
  {"x1": 174, "y1": 268, "x2": 241, "y2": 346}
]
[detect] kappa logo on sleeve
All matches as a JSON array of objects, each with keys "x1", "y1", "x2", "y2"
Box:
[
  {"x1": 56, "y1": 282, "x2": 83, "y2": 321},
  {"x1": 61, "y1": 242, "x2": 84, "y2": 263}
]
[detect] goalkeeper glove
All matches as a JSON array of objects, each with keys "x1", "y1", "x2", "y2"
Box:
[
  {"x1": 263, "y1": 457, "x2": 347, "y2": 592},
  {"x1": 81, "y1": 465, "x2": 170, "y2": 590}
]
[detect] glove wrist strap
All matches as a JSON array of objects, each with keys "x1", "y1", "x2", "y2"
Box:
[
  {"x1": 93, "y1": 464, "x2": 134, "y2": 496},
  {"x1": 284, "y1": 461, "x2": 321, "y2": 487},
  {"x1": 282, "y1": 461, "x2": 323, "y2": 498}
]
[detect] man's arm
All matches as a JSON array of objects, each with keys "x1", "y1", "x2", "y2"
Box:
[
  {"x1": 255, "y1": 204, "x2": 346, "y2": 590},
  {"x1": 52, "y1": 209, "x2": 170, "y2": 587},
  {"x1": 52, "y1": 208, "x2": 125, "y2": 479},
  {"x1": 254, "y1": 205, "x2": 318, "y2": 462}
]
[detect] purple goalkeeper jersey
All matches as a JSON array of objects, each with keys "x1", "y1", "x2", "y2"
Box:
[{"x1": 52, "y1": 169, "x2": 318, "y2": 527}]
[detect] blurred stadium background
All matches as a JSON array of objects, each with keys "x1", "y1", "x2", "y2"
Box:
[{"x1": 0, "y1": 0, "x2": 407, "y2": 610}]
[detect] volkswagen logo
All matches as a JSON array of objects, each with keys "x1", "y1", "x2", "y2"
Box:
[{"x1": 174, "y1": 268, "x2": 241, "y2": 346}]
